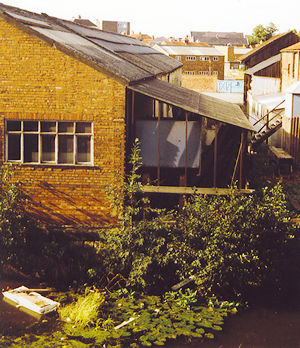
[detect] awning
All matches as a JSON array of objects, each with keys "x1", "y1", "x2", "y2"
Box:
[{"x1": 128, "y1": 78, "x2": 254, "y2": 131}]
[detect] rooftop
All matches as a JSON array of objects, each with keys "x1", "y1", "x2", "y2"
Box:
[
  {"x1": 190, "y1": 31, "x2": 248, "y2": 46},
  {"x1": 0, "y1": 2, "x2": 182, "y2": 84}
]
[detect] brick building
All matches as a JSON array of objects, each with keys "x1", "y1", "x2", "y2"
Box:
[
  {"x1": 0, "y1": 4, "x2": 253, "y2": 233},
  {"x1": 153, "y1": 43, "x2": 224, "y2": 79}
]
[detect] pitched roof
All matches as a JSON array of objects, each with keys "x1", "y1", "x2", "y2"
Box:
[
  {"x1": 154, "y1": 45, "x2": 224, "y2": 56},
  {"x1": 129, "y1": 79, "x2": 254, "y2": 131},
  {"x1": 239, "y1": 31, "x2": 298, "y2": 62},
  {"x1": 281, "y1": 42, "x2": 300, "y2": 52},
  {"x1": 0, "y1": 3, "x2": 182, "y2": 85},
  {"x1": 190, "y1": 31, "x2": 248, "y2": 46},
  {"x1": 73, "y1": 18, "x2": 97, "y2": 27},
  {"x1": 245, "y1": 54, "x2": 281, "y2": 75}
]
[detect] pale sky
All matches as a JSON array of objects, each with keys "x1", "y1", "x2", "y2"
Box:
[{"x1": 1, "y1": 0, "x2": 299, "y2": 38}]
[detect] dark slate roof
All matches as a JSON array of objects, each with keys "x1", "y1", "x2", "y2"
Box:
[
  {"x1": 129, "y1": 79, "x2": 254, "y2": 131},
  {"x1": 191, "y1": 31, "x2": 248, "y2": 46},
  {"x1": 0, "y1": 3, "x2": 182, "y2": 84}
]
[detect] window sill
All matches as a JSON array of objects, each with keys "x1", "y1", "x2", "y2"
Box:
[{"x1": 5, "y1": 162, "x2": 97, "y2": 169}]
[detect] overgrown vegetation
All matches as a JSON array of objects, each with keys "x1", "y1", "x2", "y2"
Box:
[
  {"x1": 0, "y1": 164, "x2": 28, "y2": 269},
  {"x1": 99, "y1": 140, "x2": 298, "y2": 302},
  {"x1": 1, "y1": 141, "x2": 300, "y2": 347}
]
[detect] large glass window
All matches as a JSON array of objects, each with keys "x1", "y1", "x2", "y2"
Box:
[{"x1": 6, "y1": 120, "x2": 93, "y2": 165}]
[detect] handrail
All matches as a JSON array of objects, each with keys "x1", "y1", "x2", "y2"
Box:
[
  {"x1": 253, "y1": 99, "x2": 285, "y2": 126},
  {"x1": 257, "y1": 109, "x2": 284, "y2": 134}
]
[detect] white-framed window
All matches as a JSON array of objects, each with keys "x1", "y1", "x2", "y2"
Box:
[
  {"x1": 186, "y1": 56, "x2": 196, "y2": 61},
  {"x1": 212, "y1": 71, "x2": 218, "y2": 76},
  {"x1": 175, "y1": 55, "x2": 181, "y2": 61},
  {"x1": 213, "y1": 56, "x2": 219, "y2": 61},
  {"x1": 6, "y1": 120, "x2": 93, "y2": 165},
  {"x1": 200, "y1": 56, "x2": 210, "y2": 61},
  {"x1": 198, "y1": 71, "x2": 209, "y2": 75},
  {"x1": 184, "y1": 71, "x2": 195, "y2": 75}
]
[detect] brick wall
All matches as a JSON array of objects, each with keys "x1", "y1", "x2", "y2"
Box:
[
  {"x1": 281, "y1": 51, "x2": 300, "y2": 91},
  {"x1": 0, "y1": 18, "x2": 126, "y2": 228},
  {"x1": 171, "y1": 55, "x2": 224, "y2": 80}
]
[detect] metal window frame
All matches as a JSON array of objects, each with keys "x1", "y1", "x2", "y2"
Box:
[{"x1": 5, "y1": 120, "x2": 94, "y2": 166}]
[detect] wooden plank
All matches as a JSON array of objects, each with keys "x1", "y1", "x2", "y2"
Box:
[
  {"x1": 268, "y1": 146, "x2": 293, "y2": 159},
  {"x1": 142, "y1": 185, "x2": 254, "y2": 195}
]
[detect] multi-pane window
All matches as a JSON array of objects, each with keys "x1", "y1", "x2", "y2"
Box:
[
  {"x1": 200, "y1": 56, "x2": 210, "y2": 61},
  {"x1": 213, "y1": 56, "x2": 219, "y2": 61},
  {"x1": 212, "y1": 71, "x2": 218, "y2": 76},
  {"x1": 198, "y1": 71, "x2": 209, "y2": 75},
  {"x1": 184, "y1": 71, "x2": 195, "y2": 75},
  {"x1": 6, "y1": 120, "x2": 93, "y2": 165},
  {"x1": 175, "y1": 55, "x2": 181, "y2": 61},
  {"x1": 186, "y1": 56, "x2": 196, "y2": 61}
]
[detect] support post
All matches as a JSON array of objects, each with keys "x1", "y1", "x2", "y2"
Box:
[
  {"x1": 213, "y1": 124, "x2": 218, "y2": 187},
  {"x1": 239, "y1": 131, "x2": 244, "y2": 189},
  {"x1": 157, "y1": 102, "x2": 161, "y2": 186},
  {"x1": 185, "y1": 111, "x2": 188, "y2": 187}
]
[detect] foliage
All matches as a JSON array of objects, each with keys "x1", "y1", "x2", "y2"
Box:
[
  {"x1": 178, "y1": 183, "x2": 297, "y2": 300},
  {"x1": 62, "y1": 288, "x2": 236, "y2": 347},
  {"x1": 0, "y1": 164, "x2": 28, "y2": 268},
  {"x1": 59, "y1": 289, "x2": 105, "y2": 327},
  {"x1": 246, "y1": 22, "x2": 278, "y2": 45},
  {"x1": 100, "y1": 139, "x2": 178, "y2": 292},
  {"x1": 100, "y1": 141, "x2": 298, "y2": 302}
]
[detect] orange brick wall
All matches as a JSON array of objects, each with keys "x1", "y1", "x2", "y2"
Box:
[
  {"x1": 170, "y1": 55, "x2": 224, "y2": 80},
  {"x1": 0, "y1": 18, "x2": 126, "y2": 228},
  {"x1": 281, "y1": 51, "x2": 300, "y2": 91}
]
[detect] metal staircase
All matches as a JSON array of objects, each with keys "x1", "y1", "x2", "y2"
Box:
[{"x1": 250, "y1": 101, "x2": 285, "y2": 151}]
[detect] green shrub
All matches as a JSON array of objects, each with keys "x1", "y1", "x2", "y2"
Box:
[
  {"x1": 0, "y1": 164, "x2": 28, "y2": 268},
  {"x1": 178, "y1": 183, "x2": 297, "y2": 300}
]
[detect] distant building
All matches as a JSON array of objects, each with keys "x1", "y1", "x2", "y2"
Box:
[
  {"x1": 153, "y1": 43, "x2": 225, "y2": 79},
  {"x1": 190, "y1": 32, "x2": 248, "y2": 47},
  {"x1": 102, "y1": 20, "x2": 130, "y2": 35},
  {"x1": 73, "y1": 18, "x2": 97, "y2": 28}
]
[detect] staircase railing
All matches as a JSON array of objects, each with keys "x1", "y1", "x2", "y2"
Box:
[
  {"x1": 257, "y1": 109, "x2": 284, "y2": 134},
  {"x1": 253, "y1": 99, "x2": 285, "y2": 127}
]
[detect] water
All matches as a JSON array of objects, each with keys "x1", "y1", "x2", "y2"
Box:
[{"x1": 2, "y1": 279, "x2": 300, "y2": 347}]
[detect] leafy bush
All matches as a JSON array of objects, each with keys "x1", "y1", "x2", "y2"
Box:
[
  {"x1": 178, "y1": 183, "x2": 297, "y2": 300},
  {"x1": 100, "y1": 139, "x2": 178, "y2": 292},
  {"x1": 0, "y1": 164, "x2": 28, "y2": 268},
  {"x1": 100, "y1": 141, "x2": 298, "y2": 302}
]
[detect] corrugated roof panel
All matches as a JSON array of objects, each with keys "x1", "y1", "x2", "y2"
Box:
[
  {"x1": 88, "y1": 37, "x2": 156, "y2": 54},
  {"x1": 31, "y1": 27, "x2": 152, "y2": 82},
  {"x1": 5, "y1": 11, "x2": 52, "y2": 27},
  {"x1": 129, "y1": 79, "x2": 254, "y2": 131},
  {"x1": 58, "y1": 20, "x2": 142, "y2": 45}
]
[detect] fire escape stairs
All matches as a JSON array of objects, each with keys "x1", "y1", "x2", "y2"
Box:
[{"x1": 250, "y1": 115, "x2": 283, "y2": 151}]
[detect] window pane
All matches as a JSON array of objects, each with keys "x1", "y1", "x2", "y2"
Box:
[
  {"x1": 24, "y1": 134, "x2": 38, "y2": 162},
  {"x1": 58, "y1": 135, "x2": 74, "y2": 163},
  {"x1": 76, "y1": 122, "x2": 91, "y2": 134},
  {"x1": 24, "y1": 121, "x2": 38, "y2": 132},
  {"x1": 41, "y1": 122, "x2": 56, "y2": 132},
  {"x1": 77, "y1": 136, "x2": 91, "y2": 163},
  {"x1": 7, "y1": 121, "x2": 21, "y2": 131},
  {"x1": 42, "y1": 135, "x2": 55, "y2": 162},
  {"x1": 8, "y1": 134, "x2": 21, "y2": 160},
  {"x1": 58, "y1": 122, "x2": 73, "y2": 133}
]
